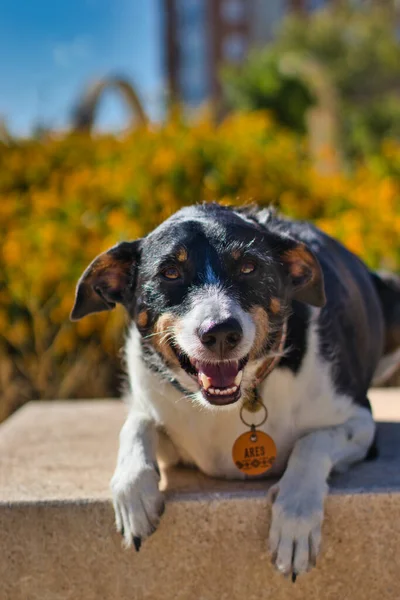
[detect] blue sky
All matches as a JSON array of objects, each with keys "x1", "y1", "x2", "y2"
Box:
[{"x1": 0, "y1": 0, "x2": 164, "y2": 135}]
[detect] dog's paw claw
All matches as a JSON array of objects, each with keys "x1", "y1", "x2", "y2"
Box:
[
  {"x1": 111, "y1": 464, "x2": 164, "y2": 547},
  {"x1": 268, "y1": 488, "x2": 323, "y2": 577}
]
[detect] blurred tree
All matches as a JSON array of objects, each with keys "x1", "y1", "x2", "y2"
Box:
[
  {"x1": 221, "y1": 3, "x2": 400, "y2": 160},
  {"x1": 221, "y1": 51, "x2": 315, "y2": 134}
]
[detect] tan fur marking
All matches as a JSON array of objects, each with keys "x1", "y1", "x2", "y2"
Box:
[
  {"x1": 282, "y1": 244, "x2": 315, "y2": 280},
  {"x1": 231, "y1": 249, "x2": 241, "y2": 260},
  {"x1": 281, "y1": 242, "x2": 326, "y2": 307},
  {"x1": 88, "y1": 255, "x2": 132, "y2": 289},
  {"x1": 270, "y1": 297, "x2": 281, "y2": 314},
  {"x1": 137, "y1": 310, "x2": 149, "y2": 328},
  {"x1": 153, "y1": 313, "x2": 181, "y2": 367},
  {"x1": 176, "y1": 247, "x2": 188, "y2": 262},
  {"x1": 249, "y1": 306, "x2": 269, "y2": 358}
]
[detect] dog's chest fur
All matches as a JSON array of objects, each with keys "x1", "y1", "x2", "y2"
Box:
[{"x1": 126, "y1": 320, "x2": 356, "y2": 479}]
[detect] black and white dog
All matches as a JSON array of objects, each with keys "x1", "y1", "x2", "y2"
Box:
[{"x1": 71, "y1": 203, "x2": 400, "y2": 579}]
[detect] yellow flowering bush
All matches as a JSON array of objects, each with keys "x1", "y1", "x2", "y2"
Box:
[{"x1": 1, "y1": 111, "x2": 400, "y2": 421}]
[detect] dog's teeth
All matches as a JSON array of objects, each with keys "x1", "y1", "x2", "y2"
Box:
[
  {"x1": 207, "y1": 385, "x2": 239, "y2": 396},
  {"x1": 234, "y1": 371, "x2": 243, "y2": 386},
  {"x1": 199, "y1": 372, "x2": 212, "y2": 390}
]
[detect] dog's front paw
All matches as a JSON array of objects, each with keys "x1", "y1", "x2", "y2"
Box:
[
  {"x1": 111, "y1": 464, "x2": 164, "y2": 550},
  {"x1": 268, "y1": 481, "x2": 326, "y2": 581}
]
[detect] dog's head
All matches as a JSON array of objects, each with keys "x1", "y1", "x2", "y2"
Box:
[{"x1": 71, "y1": 204, "x2": 325, "y2": 408}]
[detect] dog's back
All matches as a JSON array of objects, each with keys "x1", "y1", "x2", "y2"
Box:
[
  {"x1": 242, "y1": 209, "x2": 395, "y2": 402},
  {"x1": 290, "y1": 220, "x2": 400, "y2": 390}
]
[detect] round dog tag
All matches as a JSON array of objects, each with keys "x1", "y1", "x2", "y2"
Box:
[{"x1": 232, "y1": 429, "x2": 277, "y2": 476}]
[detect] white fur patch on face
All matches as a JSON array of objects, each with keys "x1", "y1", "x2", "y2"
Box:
[{"x1": 175, "y1": 285, "x2": 256, "y2": 364}]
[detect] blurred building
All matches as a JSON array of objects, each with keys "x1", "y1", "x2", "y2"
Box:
[{"x1": 164, "y1": 0, "x2": 328, "y2": 107}]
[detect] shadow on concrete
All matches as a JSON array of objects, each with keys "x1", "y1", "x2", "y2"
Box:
[{"x1": 163, "y1": 422, "x2": 400, "y2": 500}]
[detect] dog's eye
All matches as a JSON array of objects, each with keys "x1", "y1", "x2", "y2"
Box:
[
  {"x1": 162, "y1": 266, "x2": 181, "y2": 280},
  {"x1": 241, "y1": 261, "x2": 256, "y2": 275}
]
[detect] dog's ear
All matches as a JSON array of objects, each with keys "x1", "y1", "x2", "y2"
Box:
[
  {"x1": 70, "y1": 240, "x2": 142, "y2": 321},
  {"x1": 276, "y1": 238, "x2": 326, "y2": 307}
]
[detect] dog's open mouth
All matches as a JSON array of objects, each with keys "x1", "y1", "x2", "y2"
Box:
[
  {"x1": 174, "y1": 346, "x2": 248, "y2": 406},
  {"x1": 195, "y1": 360, "x2": 246, "y2": 405}
]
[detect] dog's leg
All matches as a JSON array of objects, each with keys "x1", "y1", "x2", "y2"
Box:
[
  {"x1": 110, "y1": 410, "x2": 164, "y2": 549},
  {"x1": 269, "y1": 405, "x2": 375, "y2": 579}
]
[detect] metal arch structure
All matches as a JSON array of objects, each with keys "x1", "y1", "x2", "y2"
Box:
[{"x1": 72, "y1": 76, "x2": 148, "y2": 133}]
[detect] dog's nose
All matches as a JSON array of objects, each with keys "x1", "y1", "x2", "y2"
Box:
[{"x1": 199, "y1": 318, "x2": 243, "y2": 355}]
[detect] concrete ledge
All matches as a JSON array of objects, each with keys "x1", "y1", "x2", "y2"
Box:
[{"x1": 1, "y1": 391, "x2": 400, "y2": 600}]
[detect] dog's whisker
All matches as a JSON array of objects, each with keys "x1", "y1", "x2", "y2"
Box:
[
  {"x1": 159, "y1": 333, "x2": 176, "y2": 346},
  {"x1": 142, "y1": 327, "x2": 176, "y2": 341}
]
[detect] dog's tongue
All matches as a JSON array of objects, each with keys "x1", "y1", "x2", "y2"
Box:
[{"x1": 197, "y1": 361, "x2": 239, "y2": 388}]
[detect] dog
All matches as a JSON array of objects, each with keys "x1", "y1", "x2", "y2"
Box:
[{"x1": 71, "y1": 203, "x2": 400, "y2": 580}]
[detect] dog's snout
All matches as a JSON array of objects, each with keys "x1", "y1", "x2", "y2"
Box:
[{"x1": 198, "y1": 318, "x2": 243, "y2": 355}]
